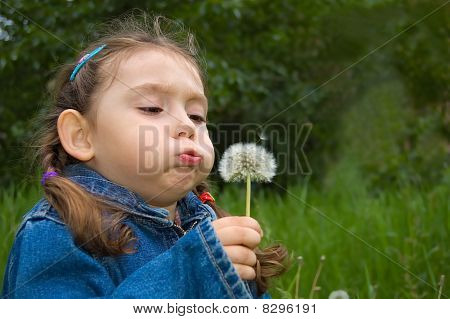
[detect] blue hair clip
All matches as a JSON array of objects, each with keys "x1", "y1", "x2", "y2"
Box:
[{"x1": 69, "y1": 44, "x2": 107, "y2": 81}]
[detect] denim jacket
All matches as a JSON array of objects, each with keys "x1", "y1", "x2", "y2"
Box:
[{"x1": 1, "y1": 163, "x2": 271, "y2": 299}]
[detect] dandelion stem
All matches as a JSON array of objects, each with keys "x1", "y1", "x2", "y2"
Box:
[
  {"x1": 309, "y1": 255, "x2": 326, "y2": 299},
  {"x1": 246, "y1": 174, "x2": 251, "y2": 217}
]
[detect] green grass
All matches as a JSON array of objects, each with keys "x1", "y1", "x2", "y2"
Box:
[
  {"x1": 1, "y1": 182, "x2": 42, "y2": 289},
  {"x1": 1, "y1": 177, "x2": 448, "y2": 298},
  {"x1": 218, "y1": 176, "x2": 449, "y2": 299}
]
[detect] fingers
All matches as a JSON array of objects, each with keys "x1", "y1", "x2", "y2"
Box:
[
  {"x1": 223, "y1": 245, "x2": 257, "y2": 267},
  {"x1": 210, "y1": 216, "x2": 263, "y2": 280},
  {"x1": 233, "y1": 263, "x2": 256, "y2": 280},
  {"x1": 212, "y1": 216, "x2": 263, "y2": 237},
  {"x1": 216, "y1": 225, "x2": 261, "y2": 249}
]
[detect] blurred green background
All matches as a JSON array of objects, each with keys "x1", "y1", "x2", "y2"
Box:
[{"x1": 0, "y1": 0, "x2": 448, "y2": 298}]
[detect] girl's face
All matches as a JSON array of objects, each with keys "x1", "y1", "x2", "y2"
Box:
[{"x1": 85, "y1": 47, "x2": 214, "y2": 207}]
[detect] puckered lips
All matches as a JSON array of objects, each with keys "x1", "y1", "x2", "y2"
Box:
[{"x1": 177, "y1": 148, "x2": 203, "y2": 166}]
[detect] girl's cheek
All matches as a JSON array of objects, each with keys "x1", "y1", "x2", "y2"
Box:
[
  {"x1": 200, "y1": 136, "x2": 214, "y2": 156},
  {"x1": 199, "y1": 126, "x2": 213, "y2": 145},
  {"x1": 206, "y1": 141, "x2": 215, "y2": 167}
]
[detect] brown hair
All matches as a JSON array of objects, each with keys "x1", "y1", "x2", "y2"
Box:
[{"x1": 29, "y1": 10, "x2": 291, "y2": 297}]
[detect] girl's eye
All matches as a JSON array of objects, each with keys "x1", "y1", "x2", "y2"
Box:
[
  {"x1": 189, "y1": 114, "x2": 207, "y2": 124},
  {"x1": 139, "y1": 106, "x2": 163, "y2": 114},
  {"x1": 139, "y1": 107, "x2": 206, "y2": 124}
]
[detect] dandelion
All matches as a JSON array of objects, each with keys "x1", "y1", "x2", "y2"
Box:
[
  {"x1": 218, "y1": 142, "x2": 277, "y2": 217},
  {"x1": 309, "y1": 255, "x2": 326, "y2": 298},
  {"x1": 328, "y1": 290, "x2": 350, "y2": 299}
]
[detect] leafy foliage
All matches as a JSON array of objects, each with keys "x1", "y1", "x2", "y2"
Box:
[{"x1": 0, "y1": 0, "x2": 448, "y2": 190}]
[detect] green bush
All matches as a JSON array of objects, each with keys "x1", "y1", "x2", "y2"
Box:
[{"x1": 0, "y1": 0, "x2": 448, "y2": 190}]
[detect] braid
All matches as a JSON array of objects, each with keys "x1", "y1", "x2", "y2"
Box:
[{"x1": 40, "y1": 128, "x2": 66, "y2": 174}]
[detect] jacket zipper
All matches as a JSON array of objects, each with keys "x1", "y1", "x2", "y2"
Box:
[{"x1": 172, "y1": 219, "x2": 199, "y2": 237}]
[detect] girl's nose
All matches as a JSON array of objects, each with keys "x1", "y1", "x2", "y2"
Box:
[{"x1": 175, "y1": 114, "x2": 196, "y2": 139}]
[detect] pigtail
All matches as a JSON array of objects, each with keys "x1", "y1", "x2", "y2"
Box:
[
  {"x1": 41, "y1": 171, "x2": 137, "y2": 257},
  {"x1": 194, "y1": 181, "x2": 292, "y2": 297},
  {"x1": 37, "y1": 142, "x2": 137, "y2": 257}
]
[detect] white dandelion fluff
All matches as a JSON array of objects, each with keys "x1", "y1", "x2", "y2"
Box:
[
  {"x1": 218, "y1": 142, "x2": 277, "y2": 216},
  {"x1": 328, "y1": 290, "x2": 350, "y2": 299},
  {"x1": 218, "y1": 142, "x2": 277, "y2": 183}
]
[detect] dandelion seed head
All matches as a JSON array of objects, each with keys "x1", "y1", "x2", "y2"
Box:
[
  {"x1": 218, "y1": 142, "x2": 277, "y2": 183},
  {"x1": 328, "y1": 290, "x2": 350, "y2": 299}
]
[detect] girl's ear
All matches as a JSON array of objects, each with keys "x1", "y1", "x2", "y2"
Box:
[{"x1": 57, "y1": 109, "x2": 95, "y2": 161}]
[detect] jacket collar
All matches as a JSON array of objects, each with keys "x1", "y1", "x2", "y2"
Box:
[{"x1": 62, "y1": 162, "x2": 211, "y2": 226}]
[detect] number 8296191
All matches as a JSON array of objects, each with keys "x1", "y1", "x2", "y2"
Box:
[{"x1": 262, "y1": 303, "x2": 316, "y2": 314}]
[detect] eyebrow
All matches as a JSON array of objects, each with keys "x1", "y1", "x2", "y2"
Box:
[{"x1": 127, "y1": 82, "x2": 208, "y2": 107}]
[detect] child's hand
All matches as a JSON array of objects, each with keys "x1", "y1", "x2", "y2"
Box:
[{"x1": 211, "y1": 216, "x2": 263, "y2": 281}]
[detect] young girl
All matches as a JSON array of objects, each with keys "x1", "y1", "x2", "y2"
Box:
[{"x1": 1, "y1": 12, "x2": 289, "y2": 299}]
